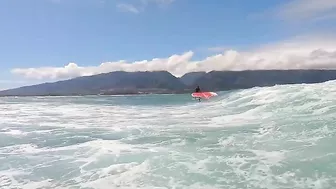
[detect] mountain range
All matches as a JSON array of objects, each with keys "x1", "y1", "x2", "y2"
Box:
[{"x1": 1, "y1": 70, "x2": 336, "y2": 96}]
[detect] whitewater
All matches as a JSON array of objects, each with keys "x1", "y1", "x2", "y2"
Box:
[{"x1": 1, "y1": 81, "x2": 336, "y2": 189}]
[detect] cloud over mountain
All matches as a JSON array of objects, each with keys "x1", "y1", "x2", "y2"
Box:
[{"x1": 11, "y1": 36, "x2": 336, "y2": 80}]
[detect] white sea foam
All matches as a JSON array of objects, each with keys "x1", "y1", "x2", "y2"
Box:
[{"x1": 1, "y1": 81, "x2": 336, "y2": 188}]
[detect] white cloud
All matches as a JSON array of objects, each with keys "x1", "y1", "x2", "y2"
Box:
[
  {"x1": 117, "y1": 3, "x2": 141, "y2": 14},
  {"x1": 11, "y1": 51, "x2": 194, "y2": 79},
  {"x1": 141, "y1": 0, "x2": 175, "y2": 6},
  {"x1": 275, "y1": 0, "x2": 336, "y2": 21},
  {"x1": 11, "y1": 35, "x2": 336, "y2": 80},
  {"x1": 117, "y1": 0, "x2": 174, "y2": 13}
]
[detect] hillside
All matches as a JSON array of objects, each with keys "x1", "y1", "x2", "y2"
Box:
[
  {"x1": 0, "y1": 71, "x2": 188, "y2": 96},
  {"x1": 179, "y1": 72, "x2": 206, "y2": 86},
  {"x1": 2, "y1": 70, "x2": 336, "y2": 96},
  {"x1": 192, "y1": 70, "x2": 336, "y2": 91}
]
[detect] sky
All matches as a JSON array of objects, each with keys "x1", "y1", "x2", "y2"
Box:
[{"x1": 1, "y1": 0, "x2": 336, "y2": 90}]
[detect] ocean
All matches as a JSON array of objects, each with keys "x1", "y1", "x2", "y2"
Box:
[{"x1": 1, "y1": 81, "x2": 336, "y2": 189}]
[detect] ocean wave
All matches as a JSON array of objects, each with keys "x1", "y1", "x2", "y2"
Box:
[{"x1": 1, "y1": 81, "x2": 336, "y2": 188}]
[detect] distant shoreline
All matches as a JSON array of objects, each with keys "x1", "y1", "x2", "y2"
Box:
[
  {"x1": 2, "y1": 70, "x2": 336, "y2": 97},
  {"x1": 0, "y1": 91, "x2": 194, "y2": 97}
]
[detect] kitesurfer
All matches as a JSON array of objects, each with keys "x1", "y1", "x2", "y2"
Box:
[
  {"x1": 195, "y1": 86, "x2": 201, "y2": 102},
  {"x1": 195, "y1": 86, "x2": 201, "y2": 93}
]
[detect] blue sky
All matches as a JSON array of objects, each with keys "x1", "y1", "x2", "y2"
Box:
[{"x1": 1, "y1": 0, "x2": 336, "y2": 90}]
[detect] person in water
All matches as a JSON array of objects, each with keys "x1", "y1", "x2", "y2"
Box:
[
  {"x1": 195, "y1": 86, "x2": 201, "y2": 102},
  {"x1": 195, "y1": 86, "x2": 201, "y2": 93}
]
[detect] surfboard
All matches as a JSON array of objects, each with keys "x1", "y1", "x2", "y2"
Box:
[{"x1": 191, "y1": 92, "x2": 218, "y2": 99}]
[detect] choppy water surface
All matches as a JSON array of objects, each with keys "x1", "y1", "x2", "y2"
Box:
[{"x1": 1, "y1": 81, "x2": 336, "y2": 189}]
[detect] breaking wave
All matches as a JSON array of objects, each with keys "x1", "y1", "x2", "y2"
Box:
[{"x1": 1, "y1": 81, "x2": 336, "y2": 189}]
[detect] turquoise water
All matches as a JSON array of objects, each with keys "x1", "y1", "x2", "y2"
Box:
[{"x1": 1, "y1": 81, "x2": 336, "y2": 189}]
